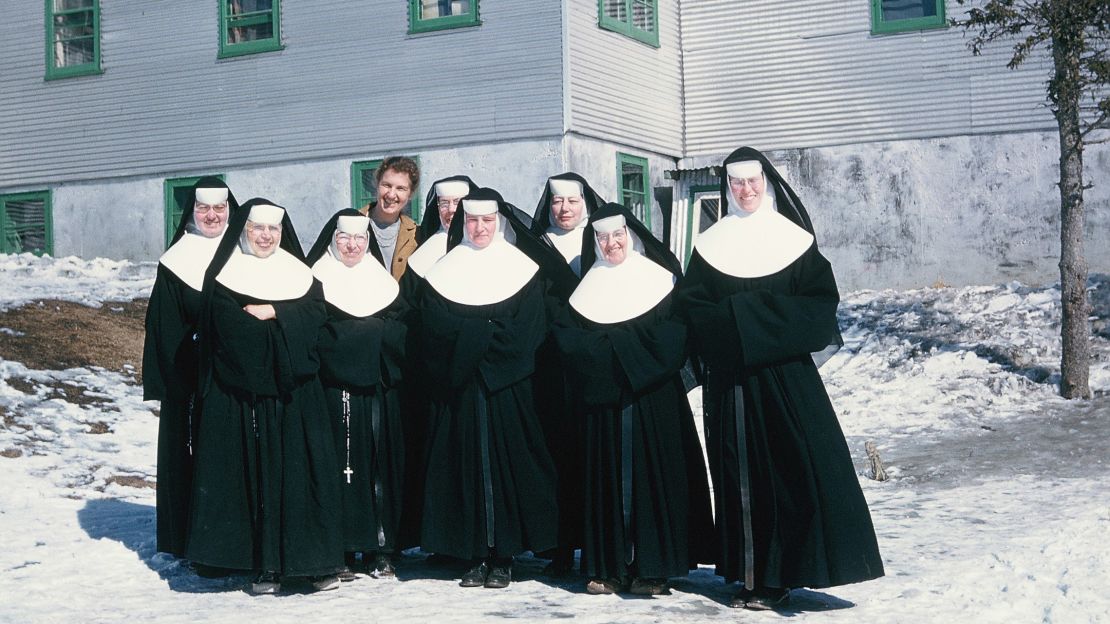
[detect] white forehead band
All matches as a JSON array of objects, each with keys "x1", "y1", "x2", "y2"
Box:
[
  {"x1": 593, "y1": 214, "x2": 626, "y2": 234},
  {"x1": 726, "y1": 160, "x2": 762, "y2": 179},
  {"x1": 435, "y1": 180, "x2": 470, "y2": 199},
  {"x1": 336, "y1": 215, "x2": 370, "y2": 234},
  {"x1": 463, "y1": 199, "x2": 499, "y2": 215},
  {"x1": 195, "y1": 187, "x2": 229, "y2": 205},
  {"x1": 549, "y1": 179, "x2": 584, "y2": 198},
  {"x1": 247, "y1": 204, "x2": 285, "y2": 225}
]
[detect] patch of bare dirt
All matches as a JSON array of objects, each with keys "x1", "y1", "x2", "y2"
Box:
[
  {"x1": 104, "y1": 474, "x2": 156, "y2": 489},
  {"x1": 1, "y1": 448, "x2": 22, "y2": 458},
  {"x1": 0, "y1": 299, "x2": 147, "y2": 380}
]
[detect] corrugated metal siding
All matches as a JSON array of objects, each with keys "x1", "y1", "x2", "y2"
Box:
[
  {"x1": 681, "y1": 0, "x2": 1055, "y2": 157},
  {"x1": 0, "y1": 1, "x2": 564, "y2": 189},
  {"x1": 565, "y1": 0, "x2": 683, "y2": 156}
]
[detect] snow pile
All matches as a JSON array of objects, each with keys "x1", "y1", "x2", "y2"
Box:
[{"x1": 0, "y1": 253, "x2": 156, "y2": 311}]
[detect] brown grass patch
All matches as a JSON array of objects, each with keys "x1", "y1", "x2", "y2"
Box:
[
  {"x1": 105, "y1": 474, "x2": 156, "y2": 489},
  {"x1": 87, "y1": 421, "x2": 111, "y2": 434},
  {"x1": 1, "y1": 448, "x2": 22, "y2": 458},
  {"x1": 5, "y1": 377, "x2": 38, "y2": 396},
  {"x1": 0, "y1": 299, "x2": 147, "y2": 379}
]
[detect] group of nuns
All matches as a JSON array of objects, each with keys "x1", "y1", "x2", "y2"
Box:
[{"x1": 142, "y1": 146, "x2": 883, "y2": 609}]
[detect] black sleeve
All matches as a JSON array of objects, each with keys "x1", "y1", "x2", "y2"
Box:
[{"x1": 142, "y1": 267, "x2": 189, "y2": 401}]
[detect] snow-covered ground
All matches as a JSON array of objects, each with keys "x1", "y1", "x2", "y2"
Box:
[{"x1": 1, "y1": 253, "x2": 1108, "y2": 623}]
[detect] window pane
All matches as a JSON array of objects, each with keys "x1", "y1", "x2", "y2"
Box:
[
  {"x1": 360, "y1": 169, "x2": 378, "y2": 205},
  {"x1": 603, "y1": 0, "x2": 627, "y2": 22},
  {"x1": 881, "y1": 0, "x2": 937, "y2": 21},
  {"x1": 54, "y1": 11, "x2": 94, "y2": 34},
  {"x1": 230, "y1": 0, "x2": 273, "y2": 15},
  {"x1": 631, "y1": 0, "x2": 654, "y2": 31},
  {"x1": 229, "y1": 20, "x2": 273, "y2": 43},
  {"x1": 421, "y1": 0, "x2": 470, "y2": 19},
  {"x1": 54, "y1": 0, "x2": 93, "y2": 11},
  {"x1": 54, "y1": 38, "x2": 95, "y2": 67},
  {"x1": 2, "y1": 199, "x2": 48, "y2": 255}
]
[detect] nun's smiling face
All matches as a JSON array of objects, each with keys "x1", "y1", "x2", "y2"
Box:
[
  {"x1": 194, "y1": 201, "x2": 229, "y2": 238},
  {"x1": 465, "y1": 213, "x2": 498, "y2": 249},
  {"x1": 729, "y1": 174, "x2": 765, "y2": 213},
  {"x1": 374, "y1": 168, "x2": 414, "y2": 224},
  {"x1": 596, "y1": 227, "x2": 629, "y2": 265},
  {"x1": 550, "y1": 195, "x2": 585, "y2": 230},
  {"x1": 335, "y1": 231, "x2": 368, "y2": 267},
  {"x1": 245, "y1": 222, "x2": 281, "y2": 258},
  {"x1": 437, "y1": 196, "x2": 462, "y2": 229}
]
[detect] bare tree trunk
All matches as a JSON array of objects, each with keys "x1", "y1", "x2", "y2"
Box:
[{"x1": 1053, "y1": 20, "x2": 1091, "y2": 399}]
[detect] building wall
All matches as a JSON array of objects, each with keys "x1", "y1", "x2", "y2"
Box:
[
  {"x1": 680, "y1": 0, "x2": 1056, "y2": 156},
  {"x1": 564, "y1": 0, "x2": 684, "y2": 157},
  {"x1": 49, "y1": 138, "x2": 565, "y2": 260},
  {"x1": 671, "y1": 132, "x2": 1110, "y2": 291},
  {"x1": 0, "y1": 1, "x2": 564, "y2": 191}
]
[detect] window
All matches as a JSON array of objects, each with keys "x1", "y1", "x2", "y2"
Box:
[
  {"x1": 686, "y1": 185, "x2": 720, "y2": 266},
  {"x1": 598, "y1": 0, "x2": 659, "y2": 47},
  {"x1": 409, "y1": 0, "x2": 480, "y2": 34},
  {"x1": 45, "y1": 0, "x2": 101, "y2": 80},
  {"x1": 870, "y1": 0, "x2": 946, "y2": 35},
  {"x1": 617, "y1": 153, "x2": 651, "y2": 229},
  {"x1": 351, "y1": 158, "x2": 423, "y2": 223},
  {"x1": 163, "y1": 175, "x2": 225, "y2": 248},
  {"x1": 219, "y1": 0, "x2": 282, "y2": 58},
  {"x1": 0, "y1": 191, "x2": 53, "y2": 256}
]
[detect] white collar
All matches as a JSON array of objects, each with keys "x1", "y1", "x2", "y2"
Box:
[
  {"x1": 425, "y1": 238, "x2": 539, "y2": 306},
  {"x1": 216, "y1": 247, "x2": 314, "y2": 301},
  {"x1": 545, "y1": 226, "x2": 585, "y2": 277},
  {"x1": 311, "y1": 250, "x2": 399, "y2": 317},
  {"x1": 407, "y1": 230, "x2": 449, "y2": 278},
  {"x1": 569, "y1": 252, "x2": 675, "y2": 324},
  {"x1": 158, "y1": 230, "x2": 226, "y2": 291},
  {"x1": 694, "y1": 207, "x2": 814, "y2": 278}
]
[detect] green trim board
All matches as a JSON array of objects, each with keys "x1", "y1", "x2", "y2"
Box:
[
  {"x1": 163, "y1": 175, "x2": 225, "y2": 249},
  {"x1": 350, "y1": 157, "x2": 423, "y2": 223},
  {"x1": 685, "y1": 184, "x2": 718, "y2": 266},
  {"x1": 45, "y1": 0, "x2": 102, "y2": 80},
  {"x1": 598, "y1": 0, "x2": 659, "y2": 47},
  {"x1": 219, "y1": 0, "x2": 283, "y2": 58},
  {"x1": 617, "y1": 152, "x2": 651, "y2": 230},
  {"x1": 870, "y1": 0, "x2": 946, "y2": 35},
  {"x1": 0, "y1": 191, "x2": 53, "y2": 256},
  {"x1": 409, "y1": 0, "x2": 480, "y2": 34}
]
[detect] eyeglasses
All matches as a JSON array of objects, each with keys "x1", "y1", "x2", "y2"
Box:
[
  {"x1": 595, "y1": 229, "x2": 627, "y2": 244},
  {"x1": 437, "y1": 198, "x2": 461, "y2": 210},
  {"x1": 729, "y1": 175, "x2": 763, "y2": 189},
  {"x1": 247, "y1": 223, "x2": 281, "y2": 235},
  {"x1": 194, "y1": 202, "x2": 228, "y2": 214},
  {"x1": 335, "y1": 233, "x2": 369, "y2": 246}
]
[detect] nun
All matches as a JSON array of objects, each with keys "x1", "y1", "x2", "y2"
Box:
[
  {"x1": 528, "y1": 173, "x2": 606, "y2": 575},
  {"x1": 306, "y1": 209, "x2": 410, "y2": 579},
  {"x1": 186, "y1": 199, "x2": 344, "y2": 594},
  {"x1": 418, "y1": 188, "x2": 559, "y2": 589},
  {"x1": 676, "y1": 147, "x2": 884, "y2": 610},
  {"x1": 553, "y1": 202, "x2": 714, "y2": 596},
  {"x1": 142, "y1": 177, "x2": 238, "y2": 559},
  {"x1": 403, "y1": 175, "x2": 480, "y2": 300}
]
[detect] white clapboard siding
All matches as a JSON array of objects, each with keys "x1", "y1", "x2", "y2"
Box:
[
  {"x1": 565, "y1": 0, "x2": 683, "y2": 156},
  {"x1": 0, "y1": 1, "x2": 564, "y2": 189},
  {"x1": 680, "y1": 0, "x2": 1055, "y2": 157}
]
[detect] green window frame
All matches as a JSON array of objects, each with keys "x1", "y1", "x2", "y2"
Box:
[
  {"x1": 598, "y1": 0, "x2": 659, "y2": 47},
  {"x1": 870, "y1": 0, "x2": 946, "y2": 35},
  {"x1": 351, "y1": 158, "x2": 423, "y2": 223},
  {"x1": 0, "y1": 191, "x2": 53, "y2": 256},
  {"x1": 617, "y1": 153, "x2": 651, "y2": 229},
  {"x1": 409, "y1": 0, "x2": 480, "y2": 34},
  {"x1": 219, "y1": 0, "x2": 283, "y2": 59},
  {"x1": 163, "y1": 175, "x2": 225, "y2": 248},
  {"x1": 45, "y1": 0, "x2": 102, "y2": 80}
]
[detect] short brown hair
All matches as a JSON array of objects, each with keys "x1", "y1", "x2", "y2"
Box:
[{"x1": 375, "y1": 156, "x2": 420, "y2": 189}]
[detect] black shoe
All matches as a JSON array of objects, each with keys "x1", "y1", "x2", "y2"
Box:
[
  {"x1": 484, "y1": 561, "x2": 512, "y2": 589},
  {"x1": 459, "y1": 561, "x2": 490, "y2": 587},
  {"x1": 629, "y1": 577, "x2": 670, "y2": 596},
  {"x1": 308, "y1": 574, "x2": 340, "y2": 592},
  {"x1": 728, "y1": 586, "x2": 753, "y2": 608},
  {"x1": 371, "y1": 553, "x2": 396, "y2": 579},
  {"x1": 744, "y1": 587, "x2": 790, "y2": 611},
  {"x1": 249, "y1": 571, "x2": 281, "y2": 595},
  {"x1": 337, "y1": 567, "x2": 358, "y2": 582}
]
